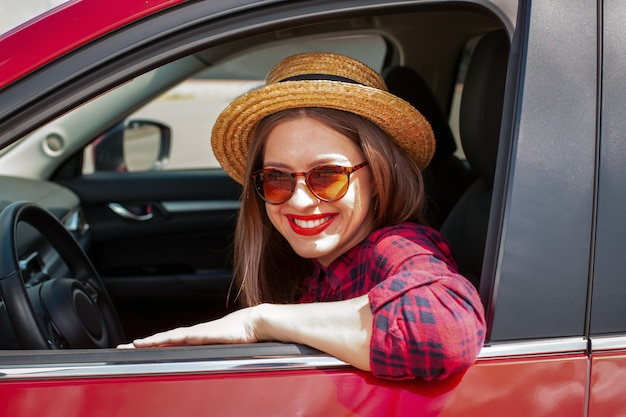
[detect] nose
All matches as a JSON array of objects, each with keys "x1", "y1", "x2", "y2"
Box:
[{"x1": 288, "y1": 176, "x2": 319, "y2": 207}]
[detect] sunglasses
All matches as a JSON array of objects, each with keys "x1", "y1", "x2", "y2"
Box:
[{"x1": 251, "y1": 162, "x2": 369, "y2": 205}]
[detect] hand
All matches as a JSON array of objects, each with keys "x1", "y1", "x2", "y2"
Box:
[{"x1": 117, "y1": 306, "x2": 261, "y2": 349}]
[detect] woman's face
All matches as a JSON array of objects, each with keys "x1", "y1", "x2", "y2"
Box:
[{"x1": 262, "y1": 116, "x2": 374, "y2": 266}]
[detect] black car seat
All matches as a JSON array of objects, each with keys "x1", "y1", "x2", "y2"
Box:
[
  {"x1": 383, "y1": 66, "x2": 474, "y2": 228},
  {"x1": 439, "y1": 30, "x2": 510, "y2": 287}
]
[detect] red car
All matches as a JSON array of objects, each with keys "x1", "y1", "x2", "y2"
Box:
[{"x1": 0, "y1": 0, "x2": 624, "y2": 415}]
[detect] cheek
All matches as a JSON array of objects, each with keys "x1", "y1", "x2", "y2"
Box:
[
  {"x1": 356, "y1": 192, "x2": 372, "y2": 215},
  {"x1": 339, "y1": 182, "x2": 372, "y2": 220},
  {"x1": 352, "y1": 175, "x2": 374, "y2": 209}
]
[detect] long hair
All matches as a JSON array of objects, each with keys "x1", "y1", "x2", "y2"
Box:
[{"x1": 231, "y1": 108, "x2": 427, "y2": 307}]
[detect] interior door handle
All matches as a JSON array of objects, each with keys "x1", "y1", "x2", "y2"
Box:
[{"x1": 108, "y1": 203, "x2": 154, "y2": 221}]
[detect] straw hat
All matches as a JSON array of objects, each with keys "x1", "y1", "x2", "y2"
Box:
[{"x1": 211, "y1": 52, "x2": 435, "y2": 184}]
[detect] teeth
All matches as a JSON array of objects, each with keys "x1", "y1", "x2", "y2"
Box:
[{"x1": 293, "y1": 216, "x2": 330, "y2": 228}]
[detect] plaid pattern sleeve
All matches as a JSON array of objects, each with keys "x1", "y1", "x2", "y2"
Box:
[
  {"x1": 298, "y1": 222, "x2": 485, "y2": 381},
  {"x1": 365, "y1": 224, "x2": 485, "y2": 380}
]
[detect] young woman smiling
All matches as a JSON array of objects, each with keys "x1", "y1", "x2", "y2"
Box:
[{"x1": 120, "y1": 52, "x2": 485, "y2": 381}]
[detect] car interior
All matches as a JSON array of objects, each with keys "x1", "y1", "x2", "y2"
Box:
[{"x1": 0, "y1": 4, "x2": 511, "y2": 350}]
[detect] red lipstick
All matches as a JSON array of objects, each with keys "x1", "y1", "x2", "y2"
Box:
[{"x1": 286, "y1": 213, "x2": 336, "y2": 236}]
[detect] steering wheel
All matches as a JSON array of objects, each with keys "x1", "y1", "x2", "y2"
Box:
[{"x1": 0, "y1": 202, "x2": 125, "y2": 349}]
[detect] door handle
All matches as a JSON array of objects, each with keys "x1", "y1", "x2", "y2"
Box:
[{"x1": 108, "y1": 203, "x2": 154, "y2": 221}]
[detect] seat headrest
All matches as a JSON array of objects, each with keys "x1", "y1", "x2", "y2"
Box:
[
  {"x1": 383, "y1": 66, "x2": 457, "y2": 162},
  {"x1": 460, "y1": 30, "x2": 509, "y2": 186}
]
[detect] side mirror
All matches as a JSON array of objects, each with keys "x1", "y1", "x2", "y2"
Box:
[{"x1": 92, "y1": 120, "x2": 171, "y2": 172}]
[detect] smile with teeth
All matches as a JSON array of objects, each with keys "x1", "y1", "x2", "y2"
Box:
[
  {"x1": 292, "y1": 216, "x2": 332, "y2": 229},
  {"x1": 287, "y1": 214, "x2": 336, "y2": 236}
]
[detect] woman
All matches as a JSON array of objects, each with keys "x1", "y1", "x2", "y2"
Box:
[{"x1": 120, "y1": 52, "x2": 485, "y2": 381}]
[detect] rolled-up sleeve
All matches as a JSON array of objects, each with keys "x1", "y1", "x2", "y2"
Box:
[{"x1": 366, "y1": 234, "x2": 485, "y2": 380}]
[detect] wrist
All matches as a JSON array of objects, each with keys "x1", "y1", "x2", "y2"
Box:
[
  {"x1": 250, "y1": 303, "x2": 273, "y2": 342},
  {"x1": 251, "y1": 303, "x2": 296, "y2": 344}
]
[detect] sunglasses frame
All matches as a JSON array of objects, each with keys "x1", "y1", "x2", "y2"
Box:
[{"x1": 250, "y1": 162, "x2": 369, "y2": 205}]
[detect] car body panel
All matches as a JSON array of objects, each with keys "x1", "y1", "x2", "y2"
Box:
[
  {"x1": 0, "y1": 0, "x2": 188, "y2": 90},
  {"x1": 0, "y1": 0, "x2": 624, "y2": 414},
  {"x1": 589, "y1": 338, "x2": 626, "y2": 416},
  {"x1": 487, "y1": 0, "x2": 597, "y2": 342},
  {"x1": 0, "y1": 346, "x2": 587, "y2": 417},
  {"x1": 590, "y1": 0, "x2": 626, "y2": 335}
]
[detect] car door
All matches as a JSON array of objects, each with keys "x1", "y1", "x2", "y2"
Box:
[
  {"x1": 56, "y1": 169, "x2": 241, "y2": 339},
  {"x1": 0, "y1": 0, "x2": 599, "y2": 416}
]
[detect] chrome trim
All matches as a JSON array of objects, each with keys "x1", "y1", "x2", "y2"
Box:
[
  {"x1": 162, "y1": 201, "x2": 241, "y2": 212},
  {"x1": 18, "y1": 251, "x2": 42, "y2": 271},
  {"x1": 63, "y1": 208, "x2": 80, "y2": 231},
  {"x1": 0, "y1": 355, "x2": 348, "y2": 381},
  {"x1": 63, "y1": 207, "x2": 90, "y2": 235},
  {"x1": 108, "y1": 203, "x2": 154, "y2": 221},
  {"x1": 0, "y1": 338, "x2": 592, "y2": 381},
  {"x1": 478, "y1": 337, "x2": 588, "y2": 359},
  {"x1": 591, "y1": 335, "x2": 626, "y2": 352}
]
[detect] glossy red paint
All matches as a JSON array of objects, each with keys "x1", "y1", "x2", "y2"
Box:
[
  {"x1": 589, "y1": 350, "x2": 626, "y2": 416},
  {"x1": 442, "y1": 354, "x2": 588, "y2": 416},
  {"x1": 0, "y1": 0, "x2": 185, "y2": 89},
  {"x1": 0, "y1": 354, "x2": 587, "y2": 417}
]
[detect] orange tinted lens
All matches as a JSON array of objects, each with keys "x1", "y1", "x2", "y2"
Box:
[
  {"x1": 308, "y1": 166, "x2": 349, "y2": 201},
  {"x1": 262, "y1": 170, "x2": 293, "y2": 203}
]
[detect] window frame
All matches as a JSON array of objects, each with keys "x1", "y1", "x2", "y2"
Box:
[{"x1": 0, "y1": 0, "x2": 560, "y2": 365}]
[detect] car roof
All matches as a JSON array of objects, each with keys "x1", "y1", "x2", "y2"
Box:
[
  {"x1": 0, "y1": 0, "x2": 517, "y2": 91},
  {"x1": 0, "y1": 0, "x2": 187, "y2": 89}
]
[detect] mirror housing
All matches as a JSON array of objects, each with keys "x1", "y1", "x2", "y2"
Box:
[{"x1": 92, "y1": 120, "x2": 171, "y2": 172}]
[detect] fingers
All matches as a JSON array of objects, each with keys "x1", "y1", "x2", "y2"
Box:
[
  {"x1": 115, "y1": 329, "x2": 191, "y2": 349},
  {"x1": 114, "y1": 307, "x2": 261, "y2": 349},
  {"x1": 133, "y1": 328, "x2": 193, "y2": 347},
  {"x1": 117, "y1": 324, "x2": 220, "y2": 349}
]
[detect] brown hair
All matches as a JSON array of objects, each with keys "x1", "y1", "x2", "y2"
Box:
[{"x1": 231, "y1": 108, "x2": 427, "y2": 307}]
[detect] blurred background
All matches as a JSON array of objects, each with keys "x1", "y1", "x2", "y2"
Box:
[{"x1": 0, "y1": 0, "x2": 66, "y2": 34}]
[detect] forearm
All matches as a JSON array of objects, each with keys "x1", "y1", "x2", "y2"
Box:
[
  {"x1": 120, "y1": 294, "x2": 374, "y2": 372},
  {"x1": 253, "y1": 294, "x2": 373, "y2": 371}
]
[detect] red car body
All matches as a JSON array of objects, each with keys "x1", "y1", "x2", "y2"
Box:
[
  {"x1": 1, "y1": 0, "x2": 625, "y2": 415},
  {"x1": 0, "y1": 351, "x2": 588, "y2": 416},
  {"x1": 0, "y1": 0, "x2": 185, "y2": 89}
]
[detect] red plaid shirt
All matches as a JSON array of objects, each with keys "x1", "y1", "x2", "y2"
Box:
[{"x1": 298, "y1": 222, "x2": 485, "y2": 381}]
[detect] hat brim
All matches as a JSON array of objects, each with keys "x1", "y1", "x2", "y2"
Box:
[{"x1": 211, "y1": 80, "x2": 435, "y2": 184}]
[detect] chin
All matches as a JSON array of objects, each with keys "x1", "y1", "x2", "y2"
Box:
[{"x1": 291, "y1": 236, "x2": 339, "y2": 259}]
